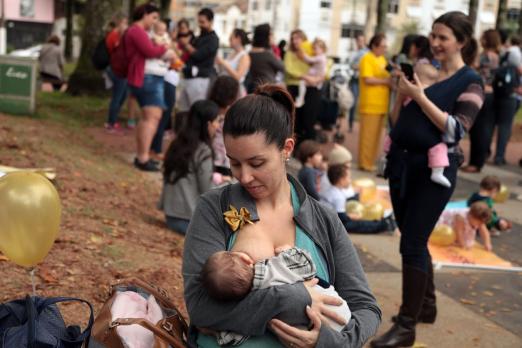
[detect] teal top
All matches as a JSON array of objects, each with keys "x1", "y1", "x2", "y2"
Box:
[{"x1": 197, "y1": 183, "x2": 329, "y2": 347}]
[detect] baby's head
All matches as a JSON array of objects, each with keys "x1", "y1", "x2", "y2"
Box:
[
  {"x1": 467, "y1": 201, "x2": 492, "y2": 228},
  {"x1": 153, "y1": 20, "x2": 168, "y2": 36},
  {"x1": 414, "y1": 63, "x2": 438, "y2": 87},
  {"x1": 297, "y1": 140, "x2": 323, "y2": 168},
  {"x1": 479, "y1": 175, "x2": 501, "y2": 197},
  {"x1": 328, "y1": 163, "x2": 351, "y2": 189},
  {"x1": 313, "y1": 38, "x2": 327, "y2": 55},
  {"x1": 201, "y1": 251, "x2": 254, "y2": 301}
]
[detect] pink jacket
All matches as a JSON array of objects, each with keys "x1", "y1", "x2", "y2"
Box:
[{"x1": 124, "y1": 24, "x2": 166, "y2": 87}]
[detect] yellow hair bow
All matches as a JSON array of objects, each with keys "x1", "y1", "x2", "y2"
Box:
[{"x1": 223, "y1": 205, "x2": 254, "y2": 232}]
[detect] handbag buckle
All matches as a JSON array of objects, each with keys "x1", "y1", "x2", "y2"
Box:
[{"x1": 162, "y1": 321, "x2": 173, "y2": 333}]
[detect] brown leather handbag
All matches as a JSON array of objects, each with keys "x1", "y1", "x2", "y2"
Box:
[{"x1": 87, "y1": 277, "x2": 188, "y2": 348}]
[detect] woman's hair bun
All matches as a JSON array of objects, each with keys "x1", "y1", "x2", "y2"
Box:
[{"x1": 254, "y1": 84, "x2": 295, "y2": 123}]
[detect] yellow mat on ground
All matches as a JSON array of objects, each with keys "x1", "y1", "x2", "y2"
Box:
[{"x1": 429, "y1": 243, "x2": 513, "y2": 269}]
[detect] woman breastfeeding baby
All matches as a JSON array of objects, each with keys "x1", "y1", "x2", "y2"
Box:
[{"x1": 182, "y1": 85, "x2": 381, "y2": 347}]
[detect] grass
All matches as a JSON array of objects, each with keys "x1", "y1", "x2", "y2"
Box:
[{"x1": 516, "y1": 106, "x2": 522, "y2": 123}]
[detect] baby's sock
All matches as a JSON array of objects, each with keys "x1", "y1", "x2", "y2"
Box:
[
  {"x1": 295, "y1": 80, "x2": 306, "y2": 108},
  {"x1": 431, "y1": 167, "x2": 451, "y2": 187}
]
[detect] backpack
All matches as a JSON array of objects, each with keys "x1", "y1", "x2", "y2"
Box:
[
  {"x1": 492, "y1": 51, "x2": 519, "y2": 98},
  {"x1": 91, "y1": 37, "x2": 110, "y2": 70},
  {"x1": 110, "y1": 31, "x2": 129, "y2": 79},
  {"x1": 0, "y1": 296, "x2": 94, "y2": 348}
]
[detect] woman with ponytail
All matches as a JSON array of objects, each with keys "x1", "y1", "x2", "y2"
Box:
[
  {"x1": 371, "y1": 12, "x2": 484, "y2": 348},
  {"x1": 216, "y1": 28, "x2": 251, "y2": 96},
  {"x1": 183, "y1": 84, "x2": 380, "y2": 347}
]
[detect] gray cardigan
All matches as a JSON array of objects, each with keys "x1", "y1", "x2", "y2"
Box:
[
  {"x1": 182, "y1": 175, "x2": 381, "y2": 347},
  {"x1": 158, "y1": 143, "x2": 213, "y2": 220}
]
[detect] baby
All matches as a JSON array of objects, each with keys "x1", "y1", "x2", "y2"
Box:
[
  {"x1": 295, "y1": 38, "x2": 328, "y2": 108},
  {"x1": 438, "y1": 201, "x2": 493, "y2": 251},
  {"x1": 145, "y1": 21, "x2": 177, "y2": 73},
  {"x1": 201, "y1": 246, "x2": 351, "y2": 346},
  {"x1": 385, "y1": 62, "x2": 451, "y2": 188},
  {"x1": 111, "y1": 291, "x2": 164, "y2": 348}
]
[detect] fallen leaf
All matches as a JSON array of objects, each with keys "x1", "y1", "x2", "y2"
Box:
[
  {"x1": 482, "y1": 291, "x2": 494, "y2": 297},
  {"x1": 0, "y1": 255, "x2": 9, "y2": 262},
  {"x1": 460, "y1": 298, "x2": 476, "y2": 305},
  {"x1": 412, "y1": 342, "x2": 427, "y2": 348},
  {"x1": 38, "y1": 267, "x2": 58, "y2": 284},
  {"x1": 90, "y1": 235, "x2": 103, "y2": 244},
  {"x1": 491, "y1": 285, "x2": 503, "y2": 290}
]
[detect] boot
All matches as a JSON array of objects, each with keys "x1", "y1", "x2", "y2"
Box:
[
  {"x1": 371, "y1": 265, "x2": 428, "y2": 348},
  {"x1": 392, "y1": 256, "x2": 437, "y2": 324}
]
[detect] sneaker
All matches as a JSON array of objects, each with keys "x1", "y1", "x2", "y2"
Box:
[
  {"x1": 133, "y1": 158, "x2": 159, "y2": 172},
  {"x1": 494, "y1": 158, "x2": 507, "y2": 166},
  {"x1": 383, "y1": 215, "x2": 397, "y2": 233},
  {"x1": 104, "y1": 122, "x2": 122, "y2": 134},
  {"x1": 127, "y1": 119, "x2": 137, "y2": 129}
]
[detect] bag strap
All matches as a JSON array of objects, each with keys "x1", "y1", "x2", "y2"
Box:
[
  {"x1": 110, "y1": 317, "x2": 186, "y2": 348},
  {"x1": 36, "y1": 297, "x2": 94, "y2": 343}
]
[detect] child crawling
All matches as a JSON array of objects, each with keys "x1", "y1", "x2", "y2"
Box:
[{"x1": 201, "y1": 246, "x2": 351, "y2": 346}]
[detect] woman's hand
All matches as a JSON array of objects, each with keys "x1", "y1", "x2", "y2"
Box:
[
  {"x1": 215, "y1": 55, "x2": 224, "y2": 66},
  {"x1": 304, "y1": 279, "x2": 347, "y2": 327},
  {"x1": 397, "y1": 72, "x2": 425, "y2": 101},
  {"x1": 270, "y1": 305, "x2": 321, "y2": 348}
]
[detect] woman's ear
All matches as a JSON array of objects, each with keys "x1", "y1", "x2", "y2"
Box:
[{"x1": 282, "y1": 137, "x2": 295, "y2": 159}]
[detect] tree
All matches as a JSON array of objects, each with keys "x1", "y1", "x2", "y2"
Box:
[
  {"x1": 375, "y1": 0, "x2": 389, "y2": 34},
  {"x1": 159, "y1": 0, "x2": 171, "y2": 19},
  {"x1": 468, "y1": 0, "x2": 478, "y2": 30},
  {"x1": 64, "y1": 0, "x2": 74, "y2": 60},
  {"x1": 67, "y1": 0, "x2": 121, "y2": 95},
  {"x1": 518, "y1": 7, "x2": 522, "y2": 37},
  {"x1": 496, "y1": 0, "x2": 508, "y2": 30}
]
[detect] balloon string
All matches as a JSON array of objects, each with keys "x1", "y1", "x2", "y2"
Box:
[{"x1": 29, "y1": 268, "x2": 36, "y2": 296}]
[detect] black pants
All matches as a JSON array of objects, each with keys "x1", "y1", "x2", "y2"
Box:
[
  {"x1": 288, "y1": 85, "x2": 320, "y2": 145},
  {"x1": 387, "y1": 145, "x2": 458, "y2": 272},
  {"x1": 494, "y1": 95, "x2": 518, "y2": 162},
  {"x1": 338, "y1": 212, "x2": 388, "y2": 234},
  {"x1": 468, "y1": 93, "x2": 495, "y2": 169}
]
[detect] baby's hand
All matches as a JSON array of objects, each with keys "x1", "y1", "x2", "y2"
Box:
[{"x1": 275, "y1": 245, "x2": 293, "y2": 254}]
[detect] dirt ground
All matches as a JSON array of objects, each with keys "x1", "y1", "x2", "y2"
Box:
[{"x1": 0, "y1": 114, "x2": 185, "y2": 328}]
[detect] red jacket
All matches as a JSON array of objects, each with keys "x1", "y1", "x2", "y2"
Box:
[{"x1": 124, "y1": 24, "x2": 166, "y2": 87}]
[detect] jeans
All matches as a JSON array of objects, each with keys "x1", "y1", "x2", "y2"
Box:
[
  {"x1": 106, "y1": 67, "x2": 128, "y2": 126},
  {"x1": 348, "y1": 78, "x2": 359, "y2": 130},
  {"x1": 468, "y1": 93, "x2": 495, "y2": 169},
  {"x1": 494, "y1": 95, "x2": 518, "y2": 162},
  {"x1": 338, "y1": 212, "x2": 387, "y2": 234},
  {"x1": 387, "y1": 145, "x2": 458, "y2": 272},
  {"x1": 165, "y1": 215, "x2": 189, "y2": 235},
  {"x1": 151, "y1": 82, "x2": 176, "y2": 154}
]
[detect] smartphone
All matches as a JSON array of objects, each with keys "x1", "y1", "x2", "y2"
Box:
[{"x1": 400, "y1": 63, "x2": 415, "y2": 82}]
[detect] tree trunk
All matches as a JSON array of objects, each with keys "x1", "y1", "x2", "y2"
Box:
[
  {"x1": 468, "y1": 0, "x2": 478, "y2": 30},
  {"x1": 518, "y1": 7, "x2": 522, "y2": 37},
  {"x1": 64, "y1": 0, "x2": 74, "y2": 60},
  {"x1": 160, "y1": 0, "x2": 171, "y2": 19},
  {"x1": 375, "y1": 0, "x2": 389, "y2": 34},
  {"x1": 128, "y1": 0, "x2": 136, "y2": 19},
  {"x1": 67, "y1": 0, "x2": 121, "y2": 95},
  {"x1": 496, "y1": 0, "x2": 508, "y2": 30}
]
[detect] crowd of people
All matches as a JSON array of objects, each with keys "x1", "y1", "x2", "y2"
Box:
[{"x1": 34, "y1": 3, "x2": 520, "y2": 347}]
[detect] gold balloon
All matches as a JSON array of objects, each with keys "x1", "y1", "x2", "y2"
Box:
[
  {"x1": 362, "y1": 202, "x2": 384, "y2": 220},
  {"x1": 353, "y1": 178, "x2": 377, "y2": 204},
  {"x1": 429, "y1": 224, "x2": 456, "y2": 246},
  {"x1": 0, "y1": 172, "x2": 61, "y2": 267},
  {"x1": 494, "y1": 184, "x2": 509, "y2": 203},
  {"x1": 346, "y1": 200, "x2": 364, "y2": 219}
]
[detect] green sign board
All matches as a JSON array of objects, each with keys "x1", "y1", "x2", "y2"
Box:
[
  {"x1": 0, "y1": 64, "x2": 32, "y2": 96},
  {"x1": 0, "y1": 56, "x2": 37, "y2": 114}
]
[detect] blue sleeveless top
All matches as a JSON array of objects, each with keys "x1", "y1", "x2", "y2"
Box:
[
  {"x1": 197, "y1": 183, "x2": 329, "y2": 347},
  {"x1": 390, "y1": 65, "x2": 482, "y2": 152}
]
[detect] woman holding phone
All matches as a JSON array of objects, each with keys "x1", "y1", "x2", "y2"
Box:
[{"x1": 371, "y1": 12, "x2": 484, "y2": 348}]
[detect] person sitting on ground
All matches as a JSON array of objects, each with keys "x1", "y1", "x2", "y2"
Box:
[
  {"x1": 201, "y1": 246, "x2": 351, "y2": 346},
  {"x1": 320, "y1": 140, "x2": 356, "y2": 198},
  {"x1": 467, "y1": 176, "x2": 512, "y2": 232},
  {"x1": 438, "y1": 201, "x2": 492, "y2": 251},
  {"x1": 159, "y1": 100, "x2": 221, "y2": 235},
  {"x1": 296, "y1": 140, "x2": 323, "y2": 200},
  {"x1": 322, "y1": 164, "x2": 396, "y2": 234}
]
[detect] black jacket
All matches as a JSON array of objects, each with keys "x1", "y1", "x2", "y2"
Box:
[{"x1": 183, "y1": 30, "x2": 219, "y2": 78}]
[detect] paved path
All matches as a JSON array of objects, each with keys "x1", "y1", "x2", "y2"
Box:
[{"x1": 334, "y1": 120, "x2": 522, "y2": 347}]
